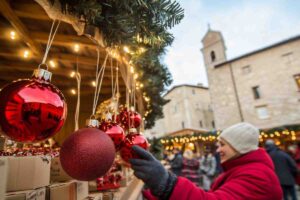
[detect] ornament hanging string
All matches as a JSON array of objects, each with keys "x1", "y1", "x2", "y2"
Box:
[
  {"x1": 74, "y1": 56, "x2": 81, "y2": 131},
  {"x1": 41, "y1": 20, "x2": 61, "y2": 65},
  {"x1": 111, "y1": 60, "x2": 119, "y2": 122},
  {"x1": 115, "y1": 61, "x2": 119, "y2": 107},
  {"x1": 92, "y1": 48, "x2": 109, "y2": 116},
  {"x1": 126, "y1": 64, "x2": 131, "y2": 128},
  {"x1": 133, "y1": 73, "x2": 136, "y2": 110},
  {"x1": 126, "y1": 65, "x2": 130, "y2": 109},
  {"x1": 110, "y1": 57, "x2": 114, "y2": 99}
]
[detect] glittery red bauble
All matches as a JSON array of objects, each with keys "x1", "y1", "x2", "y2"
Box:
[
  {"x1": 120, "y1": 131, "x2": 148, "y2": 163},
  {"x1": 105, "y1": 125, "x2": 125, "y2": 151},
  {"x1": 116, "y1": 108, "x2": 142, "y2": 129},
  {"x1": 60, "y1": 128, "x2": 116, "y2": 181},
  {"x1": 0, "y1": 78, "x2": 67, "y2": 143},
  {"x1": 99, "y1": 120, "x2": 112, "y2": 132},
  {"x1": 129, "y1": 112, "x2": 142, "y2": 128},
  {"x1": 116, "y1": 108, "x2": 129, "y2": 129}
]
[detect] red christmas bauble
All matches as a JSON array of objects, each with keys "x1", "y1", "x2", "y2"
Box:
[
  {"x1": 116, "y1": 107, "x2": 129, "y2": 129},
  {"x1": 116, "y1": 107, "x2": 142, "y2": 129},
  {"x1": 99, "y1": 120, "x2": 113, "y2": 132},
  {"x1": 60, "y1": 128, "x2": 116, "y2": 181},
  {"x1": 120, "y1": 130, "x2": 148, "y2": 163},
  {"x1": 0, "y1": 78, "x2": 67, "y2": 143},
  {"x1": 129, "y1": 112, "x2": 142, "y2": 128},
  {"x1": 105, "y1": 125, "x2": 125, "y2": 151}
]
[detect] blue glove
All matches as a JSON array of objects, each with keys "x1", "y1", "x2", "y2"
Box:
[{"x1": 130, "y1": 145, "x2": 177, "y2": 199}]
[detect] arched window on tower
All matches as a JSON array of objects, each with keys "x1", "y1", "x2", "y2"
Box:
[{"x1": 210, "y1": 51, "x2": 216, "y2": 62}]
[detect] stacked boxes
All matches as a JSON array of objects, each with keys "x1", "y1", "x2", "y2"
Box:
[
  {"x1": 0, "y1": 157, "x2": 7, "y2": 200},
  {"x1": 3, "y1": 156, "x2": 89, "y2": 200}
]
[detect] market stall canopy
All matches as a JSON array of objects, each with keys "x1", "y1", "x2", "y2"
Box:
[{"x1": 0, "y1": 0, "x2": 139, "y2": 144}]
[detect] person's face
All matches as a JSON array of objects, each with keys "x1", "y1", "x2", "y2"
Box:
[{"x1": 216, "y1": 138, "x2": 238, "y2": 163}]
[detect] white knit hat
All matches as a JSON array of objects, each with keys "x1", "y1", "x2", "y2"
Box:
[{"x1": 219, "y1": 122, "x2": 259, "y2": 154}]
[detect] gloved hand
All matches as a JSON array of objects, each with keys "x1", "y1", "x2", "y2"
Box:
[{"x1": 130, "y1": 145, "x2": 177, "y2": 198}]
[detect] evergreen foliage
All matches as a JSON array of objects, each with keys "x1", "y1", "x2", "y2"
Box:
[{"x1": 54, "y1": 0, "x2": 184, "y2": 128}]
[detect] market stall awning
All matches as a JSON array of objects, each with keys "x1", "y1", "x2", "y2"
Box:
[{"x1": 0, "y1": 0, "x2": 141, "y2": 144}]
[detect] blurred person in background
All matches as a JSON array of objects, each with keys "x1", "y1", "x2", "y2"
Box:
[
  {"x1": 265, "y1": 139, "x2": 298, "y2": 200},
  {"x1": 181, "y1": 149, "x2": 200, "y2": 186},
  {"x1": 199, "y1": 148, "x2": 216, "y2": 191},
  {"x1": 169, "y1": 147, "x2": 183, "y2": 176},
  {"x1": 292, "y1": 143, "x2": 300, "y2": 187}
]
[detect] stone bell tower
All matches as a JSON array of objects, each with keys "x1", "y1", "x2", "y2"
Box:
[{"x1": 201, "y1": 27, "x2": 227, "y2": 68}]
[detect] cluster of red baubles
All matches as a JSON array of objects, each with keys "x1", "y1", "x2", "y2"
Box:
[
  {"x1": 59, "y1": 108, "x2": 148, "y2": 181},
  {"x1": 98, "y1": 106, "x2": 148, "y2": 163},
  {"x1": 0, "y1": 69, "x2": 148, "y2": 181}
]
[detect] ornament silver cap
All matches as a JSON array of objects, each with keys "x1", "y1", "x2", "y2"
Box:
[
  {"x1": 32, "y1": 68, "x2": 52, "y2": 82},
  {"x1": 129, "y1": 128, "x2": 137, "y2": 133},
  {"x1": 86, "y1": 119, "x2": 100, "y2": 128}
]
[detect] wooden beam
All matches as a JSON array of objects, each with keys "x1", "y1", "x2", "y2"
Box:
[
  {"x1": 0, "y1": 51, "x2": 117, "y2": 69},
  {"x1": 15, "y1": 10, "x2": 50, "y2": 21},
  {"x1": 13, "y1": 2, "x2": 50, "y2": 21},
  {"x1": 0, "y1": 62, "x2": 125, "y2": 82},
  {"x1": 0, "y1": 0, "x2": 42, "y2": 55},
  {"x1": 31, "y1": 31, "x2": 98, "y2": 49},
  {"x1": 0, "y1": 72, "x2": 126, "y2": 94}
]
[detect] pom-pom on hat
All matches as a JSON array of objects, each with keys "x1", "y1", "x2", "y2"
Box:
[{"x1": 219, "y1": 122, "x2": 259, "y2": 154}]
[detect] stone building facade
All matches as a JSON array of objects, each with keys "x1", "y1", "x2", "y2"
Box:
[
  {"x1": 201, "y1": 29, "x2": 300, "y2": 130},
  {"x1": 144, "y1": 85, "x2": 214, "y2": 138}
]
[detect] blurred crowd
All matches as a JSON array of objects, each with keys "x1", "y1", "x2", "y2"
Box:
[{"x1": 161, "y1": 141, "x2": 300, "y2": 200}]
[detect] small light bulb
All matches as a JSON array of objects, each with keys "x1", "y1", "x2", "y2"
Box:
[
  {"x1": 49, "y1": 60, "x2": 56, "y2": 68},
  {"x1": 92, "y1": 81, "x2": 96, "y2": 87},
  {"x1": 70, "y1": 71, "x2": 75, "y2": 78},
  {"x1": 23, "y1": 50, "x2": 30, "y2": 58},
  {"x1": 130, "y1": 66, "x2": 134, "y2": 74},
  {"x1": 10, "y1": 31, "x2": 16, "y2": 40},
  {"x1": 123, "y1": 46, "x2": 130, "y2": 53},
  {"x1": 139, "y1": 47, "x2": 146, "y2": 53},
  {"x1": 71, "y1": 89, "x2": 76, "y2": 95},
  {"x1": 74, "y1": 44, "x2": 80, "y2": 52}
]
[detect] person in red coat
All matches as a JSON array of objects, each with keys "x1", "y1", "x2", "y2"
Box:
[{"x1": 130, "y1": 122, "x2": 283, "y2": 200}]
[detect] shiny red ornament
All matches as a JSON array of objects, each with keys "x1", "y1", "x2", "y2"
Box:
[
  {"x1": 120, "y1": 130, "x2": 149, "y2": 163},
  {"x1": 105, "y1": 125, "x2": 125, "y2": 151},
  {"x1": 129, "y1": 112, "x2": 142, "y2": 128},
  {"x1": 0, "y1": 73, "x2": 67, "y2": 143},
  {"x1": 60, "y1": 128, "x2": 116, "y2": 181}
]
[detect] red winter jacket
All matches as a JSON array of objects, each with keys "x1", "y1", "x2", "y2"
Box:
[{"x1": 143, "y1": 148, "x2": 282, "y2": 200}]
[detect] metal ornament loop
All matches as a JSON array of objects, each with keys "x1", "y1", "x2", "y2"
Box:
[
  {"x1": 86, "y1": 117, "x2": 99, "y2": 128},
  {"x1": 38, "y1": 63, "x2": 49, "y2": 71},
  {"x1": 32, "y1": 66, "x2": 52, "y2": 82}
]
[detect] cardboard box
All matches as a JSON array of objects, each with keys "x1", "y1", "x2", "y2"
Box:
[
  {"x1": 47, "y1": 181, "x2": 76, "y2": 200},
  {"x1": 0, "y1": 137, "x2": 5, "y2": 151},
  {"x1": 84, "y1": 192, "x2": 103, "y2": 200},
  {"x1": 6, "y1": 156, "x2": 51, "y2": 192},
  {"x1": 102, "y1": 192, "x2": 113, "y2": 200},
  {"x1": 50, "y1": 157, "x2": 72, "y2": 182},
  {"x1": 47, "y1": 181, "x2": 88, "y2": 200},
  {"x1": 0, "y1": 157, "x2": 7, "y2": 200},
  {"x1": 120, "y1": 167, "x2": 133, "y2": 187},
  {"x1": 5, "y1": 187, "x2": 46, "y2": 200},
  {"x1": 88, "y1": 181, "x2": 97, "y2": 192},
  {"x1": 76, "y1": 181, "x2": 88, "y2": 200}
]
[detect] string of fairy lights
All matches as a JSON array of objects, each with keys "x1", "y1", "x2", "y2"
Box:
[
  {"x1": 5, "y1": 29, "x2": 151, "y2": 119},
  {"x1": 160, "y1": 129, "x2": 299, "y2": 150}
]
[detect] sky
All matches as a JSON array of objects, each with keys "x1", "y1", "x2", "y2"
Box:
[{"x1": 163, "y1": 0, "x2": 300, "y2": 88}]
